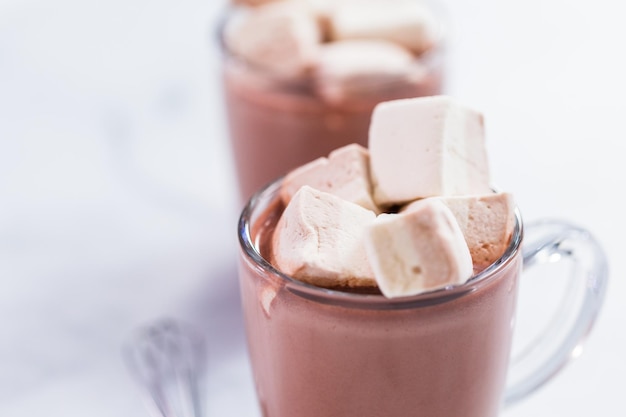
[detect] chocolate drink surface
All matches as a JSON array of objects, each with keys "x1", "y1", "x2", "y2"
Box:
[{"x1": 238, "y1": 186, "x2": 522, "y2": 417}]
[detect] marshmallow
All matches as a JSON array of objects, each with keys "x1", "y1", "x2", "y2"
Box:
[
  {"x1": 293, "y1": 0, "x2": 335, "y2": 39},
  {"x1": 224, "y1": 2, "x2": 322, "y2": 78},
  {"x1": 369, "y1": 95, "x2": 492, "y2": 206},
  {"x1": 280, "y1": 143, "x2": 378, "y2": 212},
  {"x1": 313, "y1": 40, "x2": 423, "y2": 105},
  {"x1": 328, "y1": 0, "x2": 438, "y2": 55},
  {"x1": 404, "y1": 193, "x2": 516, "y2": 269},
  {"x1": 232, "y1": 0, "x2": 283, "y2": 7},
  {"x1": 365, "y1": 199, "x2": 473, "y2": 298},
  {"x1": 272, "y1": 186, "x2": 377, "y2": 288}
]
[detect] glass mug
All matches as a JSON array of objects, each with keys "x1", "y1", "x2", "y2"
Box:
[
  {"x1": 216, "y1": 0, "x2": 448, "y2": 203},
  {"x1": 237, "y1": 178, "x2": 608, "y2": 417}
]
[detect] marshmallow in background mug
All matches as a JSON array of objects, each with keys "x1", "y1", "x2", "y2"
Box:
[
  {"x1": 224, "y1": 2, "x2": 322, "y2": 78},
  {"x1": 365, "y1": 198, "x2": 473, "y2": 298},
  {"x1": 272, "y1": 186, "x2": 377, "y2": 288},
  {"x1": 231, "y1": 0, "x2": 283, "y2": 7},
  {"x1": 313, "y1": 39, "x2": 423, "y2": 105},
  {"x1": 404, "y1": 192, "x2": 516, "y2": 269},
  {"x1": 293, "y1": 0, "x2": 336, "y2": 38},
  {"x1": 369, "y1": 95, "x2": 491, "y2": 206},
  {"x1": 328, "y1": 0, "x2": 438, "y2": 55},
  {"x1": 280, "y1": 143, "x2": 379, "y2": 212}
]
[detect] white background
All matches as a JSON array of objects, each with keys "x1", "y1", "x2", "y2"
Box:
[{"x1": 0, "y1": 0, "x2": 624, "y2": 415}]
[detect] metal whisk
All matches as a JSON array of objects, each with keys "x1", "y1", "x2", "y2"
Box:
[{"x1": 122, "y1": 318, "x2": 206, "y2": 417}]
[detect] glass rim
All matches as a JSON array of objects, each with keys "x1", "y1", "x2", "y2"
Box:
[{"x1": 238, "y1": 177, "x2": 524, "y2": 310}]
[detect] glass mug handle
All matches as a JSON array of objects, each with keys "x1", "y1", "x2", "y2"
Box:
[{"x1": 503, "y1": 219, "x2": 609, "y2": 406}]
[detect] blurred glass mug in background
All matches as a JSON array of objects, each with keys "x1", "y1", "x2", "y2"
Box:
[
  {"x1": 216, "y1": 0, "x2": 447, "y2": 203},
  {"x1": 237, "y1": 178, "x2": 608, "y2": 417}
]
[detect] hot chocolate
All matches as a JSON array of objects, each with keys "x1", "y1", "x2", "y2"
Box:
[
  {"x1": 236, "y1": 92, "x2": 609, "y2": 417},
  {"x1": 238, "y1": 182, "x2": 522, "y2": 417}
]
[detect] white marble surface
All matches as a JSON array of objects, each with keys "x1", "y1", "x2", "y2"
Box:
[{"x1": 0, "y1": 0, "x2": 624, "y2": 416}]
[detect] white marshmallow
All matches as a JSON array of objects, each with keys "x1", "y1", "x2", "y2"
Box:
[
  {"x1": 289, "y1": 0, "x2": 339, "y2": 42},
  {"x1": 293, "y1": 0, "x2": 335, "y2": 20},
  {"x1": 313, "y1": 40, "x2": 423, "y2": 105},
  {"x1": 272, "y1": 186, "x2": 377, "y2": 288},
  {"x1": 369, "y1": 95, "x2": 491, "y2": 206},
  {"x1": 328, "y1": 0, "x2": 439, "y2": 55},
  {"x1": 365, "y1": 199, "x2": 473, "y2": 298},
  {"x1": 280, "y1": 143, "x2": 378, "y2": 212},
  {"x1": 233, "y1": 0, "x2": 283, "y2": 7},
  {"x1": 404, "y1": 193, "x2": 516, "y2": 269},
  {"x1": 224, "y1": 2, "x2": 322, "y2": 78}
]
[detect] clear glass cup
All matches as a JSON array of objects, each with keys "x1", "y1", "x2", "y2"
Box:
[
  {"x1": 237, "y1": 178, "x2": 608, "y2": 417},
  {"x1": 216, "y1": 0, "x2": 448, "y2": 203}
]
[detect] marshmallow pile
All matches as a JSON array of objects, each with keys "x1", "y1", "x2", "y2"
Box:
[
  {"x1": 271, "y1": 96, "x2": 516, "y2": 298},
  {"x1": 224, "y1": 0, "x2": 440, "y2": 104}
]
